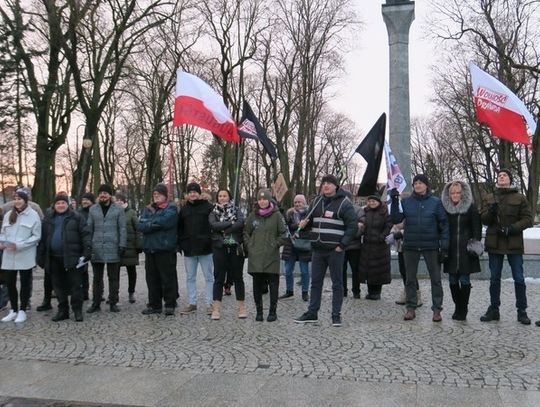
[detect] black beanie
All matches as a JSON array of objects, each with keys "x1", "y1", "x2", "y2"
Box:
[
  {"x1": 321, "y1": 174, "x2": 339, "y2": 189},
  {"x1": 98, "y1": 184, "x2": 113, "y2": 195},
  {"x1": 81, "y1": 192, "x2": 95, "y2": 203},
  {"x1": 53, "y1": 193, "x2": 70, "y2": 205},
  {"x1": 497, "y1": 168, "x2": 513, "y2": 184},
  {"x1": 153, "y1": 183, "x2": 168, "y2": 197},
  {"x1": 412, "y1": 174, "x2": 430, "y2": 187},
  {"x1": 186, "y1": 182, "x2": 202, "y2": 194}
]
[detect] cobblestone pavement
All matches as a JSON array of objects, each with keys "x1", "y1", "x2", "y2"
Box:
[{"x1": 1, "y1": 260, "x2": 539, "y2": 393}]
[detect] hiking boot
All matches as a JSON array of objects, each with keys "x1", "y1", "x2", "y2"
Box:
[
  {"x1": 52, "y1": 311, "x2": 70, "y2": 322},
  {"x1": 267, "y1": 311, "x2": 277, "y2": 322},
  {"x1": 404, "y1": 309, "x2": 416, "y2": 321},
  {"x1": 278, "y1": 291, "x2": 294, "y2": 300},
  {"x1": 294, "y1": 312, "x2": 318, "y2": 324},
  {"x1": 164, "y1": 307, "x2": 175, "y2": 316},
  {"x1": 255, "y1": 306, "x2": 264, "y2": 322},
  {"x1": 211, "y1": 301, "x2": 221, "y2": 320},
  {"x1": 237, "y1": 301, "x2": 248, "y2": 319},
  {"x1": 517, "y1": 310, "x2": 531, "y2": 325},
  {"x1": 180, "y1": 304, "x2": 197, "y2": 315},
  {"x1": 432, "y1": 309, "x2": 442, "y2": 322},
  {"x1": 332, "y1": 315, "x2": 342, "y2": 327},
  {"x1": 480, "y1": 306, "x2": 500, "y2": 322}
]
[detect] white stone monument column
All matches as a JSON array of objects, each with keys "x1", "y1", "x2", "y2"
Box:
[{"x1": 382, "y1": 0, "x2": 415, "y2": 189}]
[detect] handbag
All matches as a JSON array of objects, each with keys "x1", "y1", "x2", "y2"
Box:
[{"x1": 466, "y1": 239, "x2": 484, "y2": 257}]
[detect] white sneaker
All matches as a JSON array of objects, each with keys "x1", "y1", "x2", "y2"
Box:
[
  {"x1": 14, "y1": 310, "x2": 27, "y2": 323},
  {"x1": 1, "y1": 310, "x2": 18, "y2": 322}
]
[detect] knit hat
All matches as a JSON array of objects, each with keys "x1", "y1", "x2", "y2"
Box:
[
  {"x1": 366, "y1": 193, "x2": 381, "y2": 203},
  {"x1": 412, "y1": 174, "x2": 429, "y2": 187},
  {"x1": 497, "y1": 168, "x2": 513, "y2": 184},
  {"x1": 53, "y1": 193, "x2": 70, "y2": 205},
  {"x1": 81, "y1": 192, "x2": 95, "y2": 203},
  {"x1": 98, "y1": 184, "x2": 113, "y2": 195},
  {"x1": 153, "y1": 183, "x2": 168, "y2": 197},
  {"x1": 14, "y1": 188, "x2": 29, "y2": 203},
  {"x1": 257, "y1": 189, "x2": 273, "y2": 201},
  {"x1": 321, "y1": 174, "x2": 339, "y2": 189},
  {"x1": 15, "y1": 186, "x2": 31, "y2": 199},
  {"x1": 293, "y1": 194, "x2": 307, "y2": 205},
  {"x1": 115, "y1": 192, "x2": 127, "y2": 203},
  {"x1": 186, "y1": 182, "x2": 202, "y2": 194}
]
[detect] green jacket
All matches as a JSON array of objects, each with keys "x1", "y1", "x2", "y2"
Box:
[
  {"x1": 243, "y1": 205, "x2": 287, "y2": 275},
  {"x1": 121, "y1": 206, "x2": 142, "y2": 266},
  {"x1": 480, "y1": 187, "x2": 533, "y2": 254}
]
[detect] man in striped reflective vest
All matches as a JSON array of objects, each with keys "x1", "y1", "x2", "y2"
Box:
[{"x1": 294, "y1": 175, "x2": 358, "y2": 327}]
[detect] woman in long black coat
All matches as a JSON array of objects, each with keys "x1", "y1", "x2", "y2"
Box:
[
  {"x1": 358, "y1": 194, "x2": 392, "y2": 300},
  {"x1": 441, "y1": 181, "x2": 481, "y2": 321}
]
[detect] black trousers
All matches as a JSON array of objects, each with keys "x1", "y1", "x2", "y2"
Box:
[
  {"x1": 145, "y1": 251, "x2": 178, "y2": 309},
  {"x1": 81, "y1": 264, "x2": 89, "y2": 296},
  {"x1": 252, "y1": 273, "x2": 278, "y2": 312},
  {"x1": 212, "y1": 246, "x2": 245, "y2": 301},
  {"x1": 122, "y1": 265, "x2": 137, "y2": 294},
  {"x1": 41, "y1": 267, "x2": 53, "y2": 302},
  {"x1": 91, "y1": 262, "x2": 120, "y2": 306},
  {"x1": 3, "y1": 268, "x2": 32, "y2": 311},
  {"x1": 342, "y1": 249, "x2": 361, "y2": 295},
  {"x1": 50, "y1": 256, "x2": 83, "y2": 312}
]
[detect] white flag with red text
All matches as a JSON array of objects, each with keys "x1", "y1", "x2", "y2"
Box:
[
  {"x1": 173, "y1": 71, "x2": 240, "y2": 143},
  {"x1": 469, "y1": 62, "x2": 536, "y2": 144}
]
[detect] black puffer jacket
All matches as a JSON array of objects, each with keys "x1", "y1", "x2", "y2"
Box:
[
  {"x1": 441, "y1": 181, "x2": 482, "y2": 275},
  {"x1": 281, "y1": 207, "x2": 312, "y2": 262},
  {"x1": 38, "y1": 209, "x2": 91, "y2": 270},
  {"x1": 178, "y1": 199, "x2": 214, "y2": 256},
  {"x1": 358, "y1": 203, "x2": 392, "y2": 285}
]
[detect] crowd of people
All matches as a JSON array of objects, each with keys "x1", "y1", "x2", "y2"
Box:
[{"x1": 0, "y1": 169, "x2": 538, "y2": 328}]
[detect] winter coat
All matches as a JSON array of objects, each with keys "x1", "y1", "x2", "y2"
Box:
[
  {"x1": 0, "y1": 206, "x2": 41, "y2": 270},
  {"x1": 208, "y1": 203, "x2": 245, "y2": 249},
  {"x1": 306, "y1": 189, "x2": 358, "y2": 250},
  {"x1": 87, "y1": 202, "x2": 127, "y2": 263},
  {"x1": 480, "y1": 187, "x2": 533, "y2": 255},
  {"x1": 345, "y1": 204, "x2": 364, "y2": 251},
  {"x1": 358, "y1": 204, "x2": 392, "y2": 285},
  {"x1": 138, "y1": 202, "x2": 178, "y2": 253},
  {"x1": 177, "y1": 199, "x2": 214, "y2": 256},
  {"x1": 38, "y1": 209, "x2": 91, "y2": 270},
  {"x1": 391, "y1": 191, "x2": 449, "y2": 251},
  {"x1": 441, "y1": 181, "x2": 482, "y2": 275},
  {"x1": 243, "y1": 203, "x2": 287, "y2": 275},
  {"x1": 281, "y1": 207, "x2": 312, "y2": 262},
  {"x1": 120, "y1": 206, "x2": 142, "y2": 266}
]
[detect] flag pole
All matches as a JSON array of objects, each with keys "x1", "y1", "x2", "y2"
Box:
[{"x1": 232, "y1": 140, "x2": 243, "y2": 205}]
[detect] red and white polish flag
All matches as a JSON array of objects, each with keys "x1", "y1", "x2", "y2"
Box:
[
  {"x1": 173, "y1": 71, "x2": 240, "y2": 143},
  {"x1": 469, "y1": 62, "x2": 536, "y2": 145}
]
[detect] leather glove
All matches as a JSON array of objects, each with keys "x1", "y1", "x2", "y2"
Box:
[
  {"x1": 389, "y1": 188, "x2": 400, "y2": 198},
  {"x1": 438, "y1": 249, "x2": 449, "y2": 264},
  {"x1": 385, "y1": 233, "x2": 396, "y2": 245},
  {"x1": 489, "y1": 202, "x2": 498, "y2": 215}
]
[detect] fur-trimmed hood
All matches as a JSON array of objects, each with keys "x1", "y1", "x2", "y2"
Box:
[{"x1": 441, "y1": 181, "x2": 474, "y2": 214}]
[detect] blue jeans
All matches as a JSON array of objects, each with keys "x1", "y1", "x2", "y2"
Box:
[
  {"x1": 283, "y1": 258, "x2": 310, "y2": 293},
  {"x1": 184, "y1": 254, "x2": 214, "y2": 305},
  {"x1": 448, "y1": 273, "x2": 470, "y2": 286},
  {"x1": 488, "y1": 253, "x2": 527, "y2": 310}
]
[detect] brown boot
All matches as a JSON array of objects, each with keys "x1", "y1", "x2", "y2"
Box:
[
  {"x1": 211, "y1": 301, "x2": 221, "y2": 320},
  {"x1": 432, "y1": 309, "x2": 442, "y2": 322},
  {"x1": 404, "y1": 309, "x2": 416, "y2": 320},
  {"x1": 237, "y1": 301, "x2": 247, "y2": 319}
]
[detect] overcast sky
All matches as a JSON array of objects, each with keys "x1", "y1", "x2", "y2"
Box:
[{"x1": 330, "y1": 0, "x2": 434, "y2": 135}]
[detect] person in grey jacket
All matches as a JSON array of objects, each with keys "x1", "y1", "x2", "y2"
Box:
[{"x1": 86, "y1": 184, "x2": 127, "y2": 314}]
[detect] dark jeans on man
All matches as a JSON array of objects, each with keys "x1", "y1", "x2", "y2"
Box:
[
  {"x1": 308, "y1": 249, "x2": 345, "y2": 318},
  {"x1": 488, "y1": 253, "x2": 527, "y2": 310},
  {"x1": 91, "y1": 262, "x2": 120, "y2": 306},
  {"x1": 213, "y1": 246, "x2": 245, "y2": 301},
  {"x1": 403, "y1": 249, "x2": 443, "y2": 311},
  {"x1": 123, "y1": 265, "x2": 137, "y2": 294},
  {"x1": 3, "y1": 269, "x2": 32, "y2": 311},
  {"x1": 398, "y1": 251, "x2": 419, "y2": 290},
  {"x1": 252, "y1": 273, "x2": 278, "y2": 312},
  {"x1": 50, "y1": 256, "x2": 83, "y2": 313},
  {"x1": 342, "y1": 249, "x2": 360, "y2": 296},
  {"x1": 145, "y1": 251, "x2": 178, "y2": 309}
]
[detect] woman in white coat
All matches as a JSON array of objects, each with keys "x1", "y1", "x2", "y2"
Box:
[{"x1": 0, "y1": 188, "x2": 41, "y2": 323}]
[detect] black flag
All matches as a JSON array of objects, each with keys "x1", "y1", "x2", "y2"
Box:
[
  {"x1": 356, "y1": 113, "x2": 386, "y2": 196},
  {"x1": 238, "y1": 100, "x2": 277, "y2": 159}
]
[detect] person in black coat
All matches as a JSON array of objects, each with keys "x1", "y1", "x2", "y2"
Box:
[
  {"x1": 78, "y1": 192, "x2": 95, "y2": 301},
  {"x1": 441, "y1": 181, "x2": 482, "y2": 321},
  {"x1": 38, "y1": 194, "x2": 91, "y2": 322}
]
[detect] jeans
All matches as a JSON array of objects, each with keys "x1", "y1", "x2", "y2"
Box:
[
  {"x1": 283, "y1": 258, "x2": 310, "y2": 293},
  {"x1": 448, "y1": 273, "x2": 470, "y2": 286},
  {"x1": 213, "y1": 246, "x2": 245, "y2": 301},
  {"x1": 50, "y1": 256, "x2": 83, "y2": 312},
  {"x1": 403, "y1": 249, "x2": 443, "y2": 311},
  {"x1": 398, "y1": 251, "x2": 419, "y2": 290},
  {"x1": 184, "y1": 254, "x2": 214, "y2": 305},
  {"x1": 91, "y1": 262, "x2": 120, "y2": 306},
  {"x1": 308, "y1": 249, "x2": 345, "y2": 318},
  {"x1": 488, "y1": 253, "x2": 527, "y2": 310}
]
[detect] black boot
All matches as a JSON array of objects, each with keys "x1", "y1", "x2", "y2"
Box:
[
  {"x1": 52, "y1": 310, "x2": 69, "y2": 322},
  {"x1": 255, "y1": 305, "x2": 263, "y2": 322},
  {"x1": 457, "y1": 285, "x2": 471, "y2": 321},
  {"x1": 37, "y1": 299, "x2": 52, "y2": 312},
  {"x1": 86, "y1": 302, "x2": 101, "y2": 313},
  {"x1": 267, "y1": 305, "x2": 277, "y2": 322},
  {"x1": 74, "y1": 309, "x2": 83, "y2": 322},
  {"x1": 480, "y1": 306, "x2": 500, "y2": 322},
  {"x1": 449, "y1": 284, "x2": 460, "y2": 320},
  {"x1": 517, "y1": 309, "x2": 531, "y2": 325}
]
